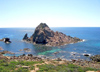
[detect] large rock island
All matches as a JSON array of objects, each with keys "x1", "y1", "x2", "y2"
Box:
[{"x1": 23, "y1": 23, "x2": 82, "y2": 46}]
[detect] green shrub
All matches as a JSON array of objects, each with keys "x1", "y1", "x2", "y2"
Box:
[
  {"x1": 10, "y1": 60, "x2": 43, "y2": 66},
  {"x1": 14, "y1": 67, "x2": 29, "y2": 72},
  {"x1": 0, "y1": 59, "x2": 99, "y2": 72},
  {"x1": 30, "y1": 66, "x2": 35, "y2": 70}
]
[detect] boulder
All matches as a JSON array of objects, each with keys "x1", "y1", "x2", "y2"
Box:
[
  {"x1": 90, "y1": 55, "x2": 100, "y2": 62},
  {"x1": 56, "y1": 58, "x2": 62, "y2": 61},
  {"x1": 83, "y1": 54, "x2": 90, "y2": 57},
  {"x1": 23, "y1": 23, "x2": 82, "y2": 46},
  {"x1": 28, "y1": 54, "x2": 33, "y2": 57},
  {"x1": 71, "y1": 59, "x2": 77, "y2": 62},
  {"x1": 21, "y1": 54, "x2": 25, "y2": 56}
]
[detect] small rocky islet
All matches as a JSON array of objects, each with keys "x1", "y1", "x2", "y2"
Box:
[
  {"x1": 0, "y1": 38, "x2": 11, "y2": 44},
  {"x1": 23, "y1": 23, "x2": 83, "y2": 46}
]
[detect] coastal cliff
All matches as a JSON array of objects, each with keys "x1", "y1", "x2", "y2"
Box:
[{"x1": 23, "y1": 23, "x2": 82, "y2": 46}]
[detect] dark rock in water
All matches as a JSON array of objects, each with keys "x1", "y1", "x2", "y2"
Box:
[
  {"x1": 71, "y1": 59, "x2": 76, "y2": 62},
  {"x1": 20, "y1": 54, "x2": 25, "y2": 57},
  {"x1": 0, "y1": 50, "x2": 14, "y2": 54},
  {"x1": 83, "y1": 54, "x2": 90, "y2": 57},
  {"x1": 90, "y1": 55, "x2": 100, "y2": 62},
  {"x1": 22, "y1": 54, "x2": 25, "y2": 56},
  {"x1": 23, "y1": 33, "x2": 28, "y2": 40},
  {"x1": 3, "y1": 38, "x2": 11, "y2": 43},
  {"x1": 23, "y1": 48, "x2": 31, "y2": 52},
  {"x1": 23, "y1": 23, "x2": 82, "y2": 46},
  {"x1": 28, "y1": 54, "x2": 33, "y2": 57},
  {"x1": 23, "y1": 33, "x2": 31, "y2": 41}
]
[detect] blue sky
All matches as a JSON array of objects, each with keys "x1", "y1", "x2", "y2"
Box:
[{"x1": 0, "y1": 0, "x2": 100, "y2": 27}]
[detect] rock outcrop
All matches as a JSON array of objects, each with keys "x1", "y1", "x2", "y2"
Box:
[
  {"x1": 0, "y1": 50, "x2": 14, "y2": 54},
  {"x1": 23, "y1": 33, "x2": 28, "y2": 40},
  {"x1": 4, "y1": 38, "x2": 11, "y2": 43},
  {"x1": 90, "y1": 55, "x2": 100, "y2": 62},
  {"x1": 0, "y1": 38, "x2": 11, "y2": 43},
  {"x1": 23, "y1": 33, "x2": 31, "y2": 41},
  {"x1": 23, "y1": 23, "x2": 82, "y2": 46}
]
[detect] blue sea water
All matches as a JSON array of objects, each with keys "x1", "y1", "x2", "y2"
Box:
[{"x1": 0, "y1": 27, "x2": 100, "y2": 60}]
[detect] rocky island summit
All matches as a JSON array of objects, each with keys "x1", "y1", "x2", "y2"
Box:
[{"x1": 23, "y1": 23, "x2": 82, "y2": 46}]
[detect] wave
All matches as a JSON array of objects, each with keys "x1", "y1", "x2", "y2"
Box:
[
  {"x1": 81, "y1": 39, "x2": 86, "y2": 42},
  {"x1": 70, "y1": 52, "x2": 78, "y2": 55}
]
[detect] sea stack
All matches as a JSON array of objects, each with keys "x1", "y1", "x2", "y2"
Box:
[{"x1": 23, "y1": 23, "x2": 82, "y2": 46}]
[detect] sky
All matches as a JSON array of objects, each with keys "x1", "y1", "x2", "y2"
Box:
[{"x1": 0, "y1": 0, "x2": 100, "y2": 27}]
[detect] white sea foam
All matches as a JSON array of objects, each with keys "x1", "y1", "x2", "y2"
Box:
[
  {"x1": 81, "y1": 39, "x2": 86, "y2": 42},
  {"x1": 77, "y1": 56, "x2": 80, "y2": 57},
  {"x1": 83, "y1": 39, "x2": 86, "y2": 42},
  {"x1": 84, "y1": 51, "x2": 87, "y2": 52},
  {"x1": 70, "y1": 52, "x2": 77, "y2": 55}
]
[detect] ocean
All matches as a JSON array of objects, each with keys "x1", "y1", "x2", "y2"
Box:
[{"x1": 0, "y1": 27, "x2": 100, "y2": 60}]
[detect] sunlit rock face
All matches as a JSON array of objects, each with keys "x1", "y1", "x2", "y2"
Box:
[{"x1": 23, "y1": 23, "x2": 82, "y2": 46}]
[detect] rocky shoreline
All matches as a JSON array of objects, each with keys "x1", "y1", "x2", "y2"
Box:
[{"x1": 0, "y1": 52, "x2": 100, "y2": 69}]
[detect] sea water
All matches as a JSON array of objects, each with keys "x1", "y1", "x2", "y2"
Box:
[{"x1": 0, "y1": 27, "x2": 100, "y2": 60}]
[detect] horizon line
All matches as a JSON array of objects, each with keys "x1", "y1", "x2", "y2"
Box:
[{"x1": 0, "y1": 26, "x2": 100, "y2": 28}]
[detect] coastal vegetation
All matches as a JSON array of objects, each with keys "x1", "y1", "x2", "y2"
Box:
[{"x1": 0, "y1": 59, "x2": 99, "y2": 72}]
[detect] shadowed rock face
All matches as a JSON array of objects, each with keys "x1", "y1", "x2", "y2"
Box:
[
  {"x1": 23, "y1": 23, "x2": 82, "y2": 46},
  {"x1": 23, "y1": 33, "x2": 28, "y2": 40},
  {"x1": 31, "y1": 23, "x2": 54, "y2": 44}
]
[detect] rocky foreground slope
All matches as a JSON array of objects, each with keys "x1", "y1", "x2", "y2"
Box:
[{"x1": 23, "y1": 23, "x2": 82, "y2": 46}]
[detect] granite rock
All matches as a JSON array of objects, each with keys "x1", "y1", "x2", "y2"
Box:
[
  {"x1": 90, "y1": 55, "x2": 100, "y2": 62},
  {"x1": 23, "y1": 23, "x2": 82, "y2": 46}
]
